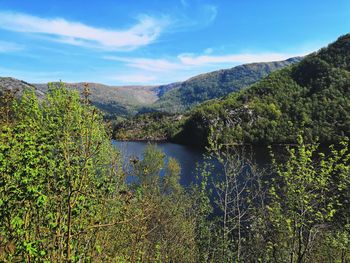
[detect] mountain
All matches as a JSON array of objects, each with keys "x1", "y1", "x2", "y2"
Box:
[
  {"x1": 0, "y1": 57, "x2": 301, "y2": 118},
  {"x1": 113, "y1": 57, "x2": 302, "y2": 141},
  {"x1": 33, "y1": 82, "x2": 160, "y2": 117},
  {"x1": 174, "y1": 34, "x2": 350, "y2": 146},
  {"x1": 151, "y1": 57, "x2": 302, "y2": 113}
]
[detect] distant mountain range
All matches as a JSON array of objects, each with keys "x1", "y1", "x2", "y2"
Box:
[{"x1": 0, "y1": 57, "x2": 302, "y2": 117}]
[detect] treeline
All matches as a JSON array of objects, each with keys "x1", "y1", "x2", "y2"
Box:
[
  {"x1": 113, "y1": 112, "x2": 185, "y2": 141},
  {"x1": 1, "y1": 85, "x2": 349, "y2": 262}
]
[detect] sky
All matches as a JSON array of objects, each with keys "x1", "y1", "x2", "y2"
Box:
[{"x1": 0, "y1": 0, "x2": 349, "y2": 85}]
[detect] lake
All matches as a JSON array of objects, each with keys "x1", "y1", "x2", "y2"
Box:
[
  {"x1": 112, "y1": 140, "x2": 273, "y2": 186},
  {"x1": 112, "y1": 140, "x2": 206, "y2": 186}
]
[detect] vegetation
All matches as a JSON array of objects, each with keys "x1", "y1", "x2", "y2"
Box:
[
  {"x1": 33, "y1": 82, "x2": 159, "y2": 118},
  {"x1": 0, "y1": 82, "x2": 349, "y2": 262},
  {"x1": 114, "y1": 36, "x2": 349, "y2": 147},
  {"x1": 192, "y1": 119, "x2": 350, "y2": 262},
  {"x1": 153, "y1": 57, "x2": 302, "y2": 113},
  {"x1": 0, "y1": 84, "x2": 196, "y2": 262},
  {"x1": 113, "y1": 112, "x2": 186, "y2": 141},
  {"x1": 175, "y1": 34, "x2": 350, "y2": 146}
]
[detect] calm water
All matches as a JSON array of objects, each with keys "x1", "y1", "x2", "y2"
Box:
[
  {"x1": 112, "y1": 140, "x2": 206, "y2": 186},
  {"x1": 112, "y1": 140, "x2": 273, "y2": 186}
]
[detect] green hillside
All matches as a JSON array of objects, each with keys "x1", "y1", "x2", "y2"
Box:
[
  {"x1": 176, "y1": 34, "x2": 350, "y2": 146},
  {"x1": 113, "y1": 58, "x2": 302, "y2": 140},
  {"x1": 153, "y1": 57, "x2": 302, "y2": 113}
]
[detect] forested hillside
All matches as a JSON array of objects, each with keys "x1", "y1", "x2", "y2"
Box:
[
  {"x1": 176, "y1": 34, "x2": 350, "y2": 146},
  {"x1": 152, "y1": 57, "x2": 302, "y2": 113}
]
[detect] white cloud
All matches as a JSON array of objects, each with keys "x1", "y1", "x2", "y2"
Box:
[
  {"x1": 100, "y1": 50, "x2": 308, "y2": 85},
  {"x1": 111, "y1": 74, "x2": 157, "y2": 83},
  {"x1": 0, "y1": 12, "x2": 168, "y2": 50},
  {"x1": 105, "y1": 51, "x2": 305, "y2": 74},
  {"x1": 104, "y1": 56, "x2": 184, "y2": 72},
  {"x1": 178, "y1": 52, "x2": 305, "y2": 66},
  {"x1": 0, "y1": 40, "x2": 24, "y2": 52}
]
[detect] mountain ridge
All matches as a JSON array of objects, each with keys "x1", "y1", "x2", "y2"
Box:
[{"x1": 0, "y1": 57, "x2": 302, "y2": 117}]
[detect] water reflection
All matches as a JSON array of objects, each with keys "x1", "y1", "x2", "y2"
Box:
[{"x1": 112, "y1": 141, "x2": 275, "y2": 186}]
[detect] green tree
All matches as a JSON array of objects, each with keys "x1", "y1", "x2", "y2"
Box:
[
  {"x1": 266, "y1": 136, "x2": 350, "y2": 262},
  {"x1": 0, "y1": 83, "x2": 123, "y2": 262},
  {"x1": 125, "y1": 145, "x2": 198, "y2": 262}
]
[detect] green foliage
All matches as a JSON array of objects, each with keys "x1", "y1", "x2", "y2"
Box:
[
  {"x1": 33, "y1": 82, "x2": 160, "y2": 118},
  {"x1": 1, "y1": 62, "x2": 349, "y2": 262},
  {"x1": 192, "y1": 131, "x2": 350, "y2": 262},
  {"x1": 177, "y1": 35, "x2": 350, "y2": 146},
  {"x1": 190, "y1": 159, "x2": 215, "y2": 262},
  {"x1": 0, "y1": 84, "x2": 200, "y2": 262},
  {"x1": 113, "y1": 112, "x2": 186, "y2": 141},
  {"x1": 0, "y1": 84, "x2": 123, "y2": 261},
  {"x1": 153, "y1": 58, "x2": 301, "y2": 113},
  {"x1": 120, "y1": 145, "x2": 197, "y2": 262},
  {"x1": 263, "y1": 136, "x2": 350, "y2": 262}
]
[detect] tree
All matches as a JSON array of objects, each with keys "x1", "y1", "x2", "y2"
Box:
[
  {"x1": 125, "y1": 145, "x2": 197, "y2": 262},
  {"x1": 266, "y1": 136, "x2": 350, "y2": 262},
  {"x1": 0, "y1": 83, "x2": 123, "y2": 262},
  {"x1": 204, "y1": 119, "x2": 264, "y2": 262}
]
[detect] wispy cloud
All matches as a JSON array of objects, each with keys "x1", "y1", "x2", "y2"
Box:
[
  {"x1": 111, "y1": 74, "x2": 157, "y2": 84},
  {"x1": 101, "y1": 49, "x2": 308, "y2": 84},
  {"x1": 178, "y1": 52, "x2": 306, "y2": 66},
  {"x1": 0, "y1": 40, "x2": 24, "y2": 52},
  {"x1": 169, "y1": 4, "x2": 218, "y2": 32},
  {"x1": 105, "y1": 51, "x2": 306, "y2": 73},
  {"x1": 104, "y1": 56, "x2": 184, "y2": 72},
  {"x1": 0, "y1": 11, "x2": 168, "y2": 50},
  {"x1": 202, "y1": 5, "x2": 218, "y2": 25}
]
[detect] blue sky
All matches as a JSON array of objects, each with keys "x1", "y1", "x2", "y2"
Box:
[{"x1": 0, "y1": 0, "x2": 349, "y2": 85}]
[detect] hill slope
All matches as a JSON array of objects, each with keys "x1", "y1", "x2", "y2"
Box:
[
  {"x1": 0, "y1": 77, "x2": 45, "y2": 98},
  {"x1": 0, "y1": 78, "x2": 160, "y2": 117},
  {"x1": 176, "y1": 34, "x2": 350, "y2": 146},
  {"x1": 152, "y1": 57, "x2": 302, "y2": 113},
  {"x1": 34, "y1": 82, "x2": 159, "y2": 117}
]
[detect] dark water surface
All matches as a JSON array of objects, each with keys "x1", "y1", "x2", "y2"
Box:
[{"x1": 112, "y1": 140, "x2": 273, "y2": 186}]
